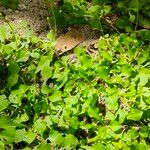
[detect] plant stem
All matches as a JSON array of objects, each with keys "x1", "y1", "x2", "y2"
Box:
[{"x1": 135, "y1": 0, "x2": 139, "y2": 31}]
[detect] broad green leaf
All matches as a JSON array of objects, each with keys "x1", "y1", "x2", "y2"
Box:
[
  {"x1": 110, "y1": 121, "x2": 122, "y2": 132},
  {"x1": 24, "y1": 130, "x2": 36, "y2": 144},
  {"x1": 36, "y1": 56, "x2": 51, "y2": 73},
  {"x1": 9, "y1": 91, "x2": 21, "y2": 104},
  {"x1": 0, "y1": 95, "x2": 9, "y2": 111},
  {"x1": 96, "y1": 65, "x2": 109, "y2": 80},
  {"x1": 88, "y1": 106, "x2": 100, "y2": 119},
  {"x1": 112, "y1": 140, "x2": 124, "y2": 149},
  {"x1": 33, "y1": 141, "x2": 51, "y2": 150},
  {"x1": 105, "y1": 95, "x2": 118, "y2": 111},
  {"x1": 0, "y1": 25, "x2": 6, "y2": 42},
  {"x1": 138, "y1": 68, "x2": 150, "y2": 86},
  {"x1": 87, "y1": 5, "x2": 100, "y2": 14},
  {"x1": 41, "y1": 66, "x2": 52, "y2": 82},
  {"x1": 15, "y1": 113, "x2": 29, "y2": 123},
  {"x1": 127, "y1": 128, "x2": 138, "y2": 140},
  {"x1": 48, "y1": 130, "x2": 64, "y2": 145},
  {"x1": 137, "y1": 51, "x2": 149, "y2": 65},
  {"x1": 41, "y1": 84, "x2": 52, "y2": 94},
  {"x1": 127, "y1": 109, "x2": 143, "y2": 121},
  {"x1": 116, "y1": 109, "x2": 128, "y2": 123},
  {"x1": 34, "y1": 119, "x2": 47, "y2": 135},
  {"x1": 8, "y1": 60, "x2": 20, "y2": 74},
  {"x1": 0, "y1": 116, "x2": 12, "y2": 128},
  {"x1": 7, "y1": 74, "x2": 18, "y2": 87},
  {"x1": 0, "y1": 141, "x2": 4, "y2": 150},
  {"x1": 63, "y1": 134, "x2": 78, "y2": 149},
  {"x1": 30, "y1": 52, "x2": 40, "y2": 59},
  {"x1": 139, "y1": 126, "x2": 148, "y2": 138},
  {"x1": 116, "y1": 16, "x2": 130, "y2": 29},
  {"x1": 74, "y1": 47, "x2": 92, "y2": 69},
  {"x1": 14, "y1": 129, "x2": 26, "y2": 142},
  {"x1": 0, "y1": 126, "x2": 16, "y2": 143},
  {"x1": 49, "y1": 90, "x2": 62, "y2": 102}
]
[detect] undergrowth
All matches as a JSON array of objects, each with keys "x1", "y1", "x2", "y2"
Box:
[
  {"x1": 0, "y1": 0, "x2": 150, "y2": 149},
  {"x1": 0, "y1": 23, "x2": 150, "y2": 149}
]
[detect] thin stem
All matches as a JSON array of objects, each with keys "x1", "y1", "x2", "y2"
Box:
[
  {"x1": 97, "y1": 15, "x2": 104, "y2": 36},
  {"x1": 48, "y1": 0, "x2": 57, "y2": 36},
  {"x1": 135, "y1": 0, "x2": 139, "y2": 31},
  {"x1": 2, "y1": 16, "x2": 18, "y2": 48}
]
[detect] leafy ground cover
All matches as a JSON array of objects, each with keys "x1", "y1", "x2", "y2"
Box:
[
  {"x1": 0, "y1": 0, "x2": 150, "y2": 149},
  {"x1": 48, "y1": 0, "x2": 150, "y2": 33},
  {"x1": 0, "y1": 22, "x2": 150, "y2": 149}
]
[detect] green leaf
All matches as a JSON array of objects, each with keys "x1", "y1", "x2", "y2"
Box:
[
  {"x1": 49, "y1": 90, "x2": 62, "y2": 102},
  {"x1": 34, "y1": 119, "x2": 47, "y2": 135},
  {"x1": 14, "y1": 129, "x2": 26, "y2": 142},
  {"x1": 24, "y1": 130, "x2": 36, "y2": 144},
  {"x1": 0, "y1": 25, "x2": 6, "y2": 42},
  {"x1": 0, "y1": 141, "x2": 4, "y2": 150},
  {"x1": 129, "y1": 14, "x2": 136, "y2": 22},
  {"x1": 36, "y1": 56, "x2": 51, "y2": 73},
  {"x1": 137, "y1": 51, "x2": 149, "y2": 65},
  {"x1": 116, "y1": 16, "x2": 130, "y2": 29},
  {"x1": 8, "y1": 60, "x2": 20, "y2": 74},
  {"x1": 41, "y1": 66, "x2": 52, "y2": 82},
  {"x1": 127, "y1": 109, "x2": 143, "y2": 121},
  {"x1": 34, "y1": 141, "x2": 51, "y2": 150},
  {"x1": 7, "y1": 74, "x2": 18, "y2": 87},
  {"x1": 0, "y1": 126, "x2": 16, "y2": 143},
  {"x1": 138, "y1": 68, "x2": 150, "y2": 86},
  {"x1": 0, "y1": 95, "x2": 9, "y2": 111},
  {"x1": 74, "y1": 47, "x2": 92, "y2": 69},
  {"x1": 41, "y1": 84, "x2": 52, "y2": 94},
  {"x1": 63, "y1": 134, "x2": 78, "y2": 149},
  {"x1": 48, "y1": 130, "x2": 64, "y2": 145},
  {"x1": 9, "y1": 90, "x2": 21, "y2": 104},
  {"x1": 96, "y1": 65, "x2": 109, "y2": 80},
  {"x1": 127, "y1": 128, "x2": 138, "y2": 140}
]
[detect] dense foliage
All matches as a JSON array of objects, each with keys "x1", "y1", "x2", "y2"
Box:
[
  {"x1": 0, "y1": 23, "x2": 150, "y2": 149},
  {"x1": 48, "y1": 0, "x2": 150, "y2": 33},
  {"x1": 0, "y1": 0, "x2": 150, "y2": 149},
  {"x1": 0, "y1": 0, "x2": 18, "y2": 9}
]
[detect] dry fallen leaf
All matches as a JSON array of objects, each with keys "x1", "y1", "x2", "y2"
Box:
[{"x1": 55, "y1": 28, "x2": 84, "y2": 55}]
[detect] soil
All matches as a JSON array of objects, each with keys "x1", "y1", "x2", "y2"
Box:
[
  {"x1": 0, "y1": 0, "x2": 100, "y2": 57},
  {"x1": 0, "y1": 0, "x2": 49, "y2": 37}
]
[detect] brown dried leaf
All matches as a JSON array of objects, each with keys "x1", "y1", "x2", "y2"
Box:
[{"x1": 55, "y1": 28, "x2": 84, "y2": 55}]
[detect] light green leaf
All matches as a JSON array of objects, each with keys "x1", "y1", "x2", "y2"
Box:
[
  {"x1": 14, "y1": 129, "x2": 26, "y2": 142},
  {"x1": 63, "y1": 134, "x2": 78, "y2": 149},
  {"x1": 41, "y1": 66, "x2": 52, "y2": 82},
  {"x1": 34, "y1": 119, "x2": 47, "y2": 135},
  {"x1": 41, "y1": 84, "x2": 52, "y2": 94},
  {"x1": 36, "y1": 56, "x2": 51, "y2": 73},
  {"x1": 49, "y1": 90, "x2": 62, "y2": 102},
  {"x1": 0, "y1": 141, "x2": 4, "y2": 150},
  {"x1": 9, "y1": 90, "x2": 21, "y2": 104},
  {"x1": 0, "y1": 95, "x2": 9, "y2": 111},
  {"x1": 127, "y1": 128, "x2": 138, "y2": 139},
  {"x1": 48, "y1": 130, "x2": 64, "y2": 145},
  {"x1": 0, "y1": 127, "x2": 16, "y2": 143},
  {"x1": 137, "y1": 51, "x2": 149, "y2": 65},
  {"x1": 33, "y1": 141, "x2": 51, "y2": 150},
  {"x1": 7, "y1": 74, "x2": 18, "y2": 87},
  {"x1": 127, "y1": 109, "x2": 143, "y2": 121},
  {"x1": 138, "y1": 68, "x2": 150, "y2": 86},
  {"x1": 0, "y1": 25, "x2": 6, "y2": 42},
  {"x1": 24, "y1": 130, "x2": 36, "y2": 144}
]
